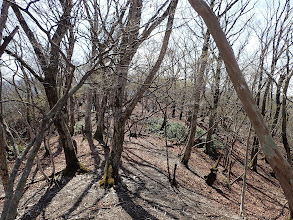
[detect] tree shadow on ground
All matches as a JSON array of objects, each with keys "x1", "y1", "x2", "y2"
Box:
[
  {"x1": 85, "y1": 134, "x2": 100, "y2": 172},
  {"x1": 60, "y1": 174, "x2": 102, "y2": 219},
  {"x1": 21, "y1": 176, "x2": 74, "y2": 220},
  {"x1": 59, "y1": 139, "x2": 110, "y2": 218},
  {"x1": 117, "y1": 165, "x2": 179, "y2": 220}
]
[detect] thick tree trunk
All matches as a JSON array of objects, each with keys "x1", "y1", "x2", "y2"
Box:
[
  {"x1": 188, "y1": 0, "x2": 293, "y2": 214},
  {"x1": 0, "y1": 0, "x2": 12, "y2": 192},
  {"x1": 99, "y1": 0, "x2": 178, "y2": 187},
  {"x1": 99, "y1": 119, "x2": 125, "y2": 188}
]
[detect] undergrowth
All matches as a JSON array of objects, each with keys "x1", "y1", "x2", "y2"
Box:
[{"x1": 145, "y1": 117, "x2": 225, "y2": 156}]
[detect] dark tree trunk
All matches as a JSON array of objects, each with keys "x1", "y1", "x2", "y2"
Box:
[
  {"x1": 251, "y1": 78, "x2": 272, "y2": 171},
  {"x1": 44, "y1": 81, "x2": 88, "y2": 175},
  {"x1": 205, "y1": 56, "x2": 222, "y2": 155},
  {"x1": 282, "y1": 53, "x2": 292, "y2": 164},
  {"x1": 94, "y1": 92, "x2": 107, "y2": 145},
  {"x1": 271, "y1": 75, "x2": 285, "y2": 136}
]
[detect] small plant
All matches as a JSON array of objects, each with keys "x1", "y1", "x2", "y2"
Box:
[
  {"x1": 145, "y1": 117, "x2": 188, "y2": 142},
  {"x1": 74, "y1": 123, "x2": 84, "y2": 134}
]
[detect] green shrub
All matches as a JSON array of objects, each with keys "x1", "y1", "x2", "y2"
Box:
[{"x1": 145, "y1": 117, "x2": 188, "y2": 142}]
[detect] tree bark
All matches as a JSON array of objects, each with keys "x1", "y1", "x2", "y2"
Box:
[
  {"x1": 100, "y1": 0, "x2": 178, "y2": 187},
  {"x1": 11, "y1": 1, "x2": 87, "y2": 176},
  {"x1": 271, "y1": 74, "x2": 285, "y2": 136},
  {"x1": 282, "y1": 71, "x2": 292, "y2": 165},
  {"x1": 205, "y1": 55, "x2": 222, "y2": 154},
  {"x1": 0, "y1": 116, "x2": 9, "y2": 192},
  {"x1": 188, "y1": 0, "x2": 293, "y2": 215},
  {"x1": 94, "y1": 92, "x2": 107, "y2": 145},
  {"x1": 181, "y1": 30, "x2": 210, "y2": 166},
  {"x1": 0, "y1": 0, "x2": 11, "y2": 192}
]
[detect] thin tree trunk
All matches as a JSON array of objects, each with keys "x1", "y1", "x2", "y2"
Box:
[
  {"x1": 188, "y1": 0, "x2": 293, "y2": 214},
  {"x1": 94, "y1": 92, "x2": 107, "y2": 145},
  {"x1": 179, "y1": 69, "x2": 187, "y2": 120},
  {"x1": 181, "y1": 30, "x2": 210, "y2": 166},
  {"x1": 0, "y1": 117, "x2": 9, "y2": 192},
  {"x1": 240, "y1": 125, "x2": 252, "y2": 218},
  {"x1": 0, "y1": 0, "x2": 12, "y2": 192},
  {"x1": 69, "y1": 96, "x2": 75, "y2": 135},
  {"x1": 282, "y1": 70, "x2": 292, "y2": 164},
  {"x1": 251, "y1": 77, "x2": 272, "y2": 171},
  {"x1": 205, "y1": 55, "x2": 222, "y2": 154},
  {"x1": 271, "y1": 74, "x2": 285, "y2": 136}
]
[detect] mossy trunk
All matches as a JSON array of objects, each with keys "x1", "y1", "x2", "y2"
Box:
[{"x1": 99, "y1": 119, "x2": 125, "y2": 188}]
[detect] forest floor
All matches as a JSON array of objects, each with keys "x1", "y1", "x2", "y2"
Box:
[{"x1": 0, "y1": 111, "x2": 291, "y2": 219}]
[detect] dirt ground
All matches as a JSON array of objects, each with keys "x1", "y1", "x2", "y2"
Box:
[{"x1": 0, "y1": 116, "x2": 291, "y2": 219}]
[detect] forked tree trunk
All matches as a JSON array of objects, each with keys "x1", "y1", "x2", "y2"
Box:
[
  {"x1": 188, "y1": 0, "x2": 293, "y2": 215},
  {"x1": 99, "y1": 0, "x2": 178, "y2": 187},
  {"x1": 11, "y1": 1, "x2": 86, "y2": 176}
]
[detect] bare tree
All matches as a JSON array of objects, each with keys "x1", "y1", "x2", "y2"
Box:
[
  {"x1": 100, "y1": 0, "x2": 179, "y2": 188},
  {"x1": 9, "y1": 0, "x2": 88, "y2": 175},
  {"x1": 188, "y1": 0, "x2": 293, "y2": 217}
]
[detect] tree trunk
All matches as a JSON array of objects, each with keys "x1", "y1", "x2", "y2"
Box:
[
  {"x1": 188, "y1": 0, "x2": 293, "y2": 214},
  {"x1": 44, "y1": 83, "x2": 88, "y2": 175},
  {"x1": 251, "y1": 78, "x2": 272, "y2": 171},
  {"x1": 94, "y1": 92, "x2": 107, "y2": 145},
  {"x1": 99, "y1": 119, "x2": 125, "y2": 188},
  {"x1": 0, "y1": 120, "x2": 9, "y2": 192},
  {"x1": 181, "y1": 30, "x2": 210, "y2": 166},
  {"x1": 205, "y1": 56, "x2": 222, "y2": 154},
  {"x1": 282, "y1": 70, "x2": 292, "y2": 164},
  {"x1": 271, "y1": 74, "x2": 285, "y2": 136},
  {"x1": 99, "y1": 0, "x2": 178, "y2": 187},
  {"x1": 0, "y1": 0, "x2": 11, "y2": 193},
  {"x1": 84, "y1": 89, "x2": 93, "y2": 138},
  {"x1": 68, "y1": 96, "x2": 75, "y2": 136}
]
